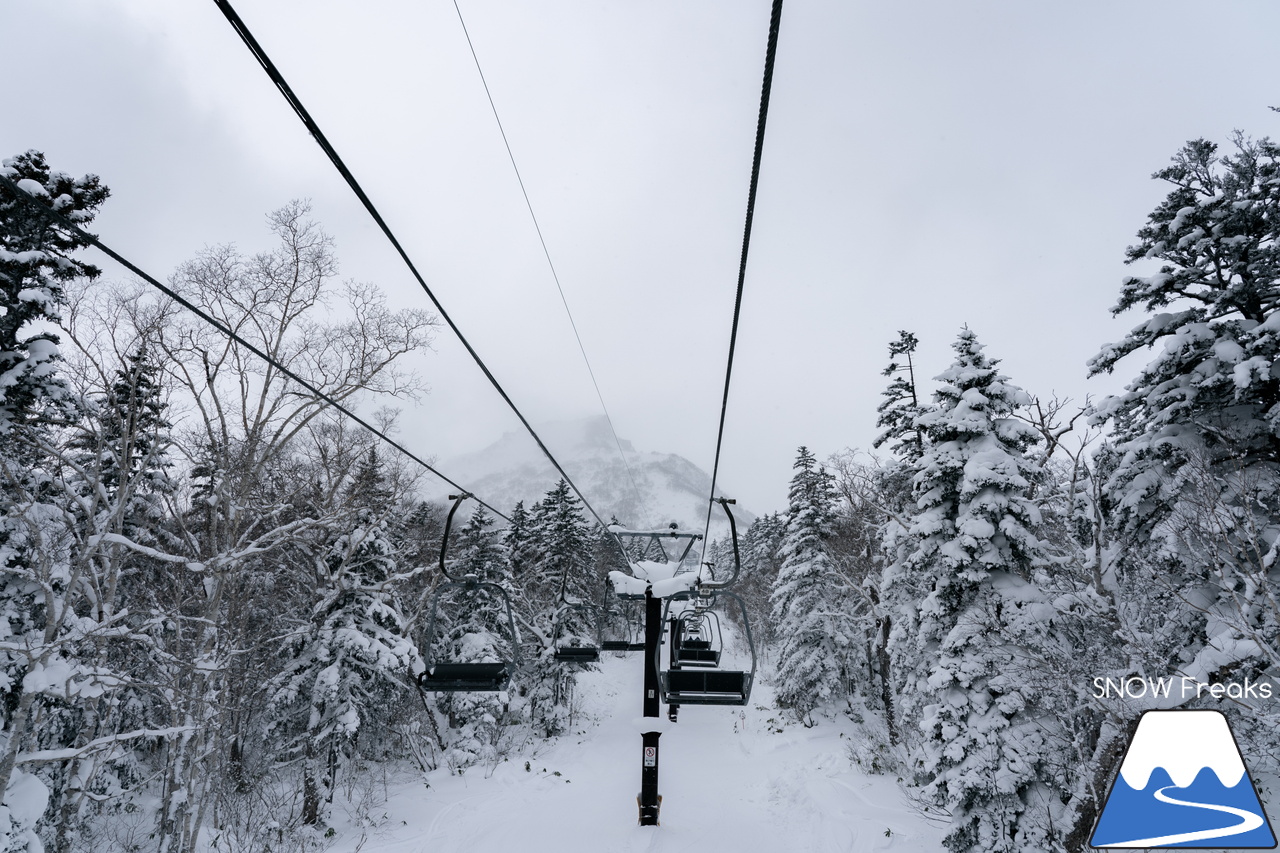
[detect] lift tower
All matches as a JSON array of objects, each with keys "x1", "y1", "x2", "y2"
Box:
[{"x1": 606, "y1": 525, "x2": 702, "y2": 826}]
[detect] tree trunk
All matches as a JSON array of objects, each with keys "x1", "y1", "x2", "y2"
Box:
[
  {"x1": 0, "y1": 688, "x2": 36, "y2": 805},
  {"x1": 876, "y1": 615, "x2": 897, "y2": 745},
  {"x1": 1063, "y1": 720, "x2": 1130, "y2": 853}
]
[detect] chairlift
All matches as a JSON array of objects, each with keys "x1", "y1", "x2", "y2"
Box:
[
  {"x1": 552, "y1": 599, "x2": 601, "y2": 664},
  {"x1": 656, "y1": 499, "x2": 755, "y2": 706},
  {"x1": 673, "y1": 610, "x2": 722, "y2": 668},
  {"x1": 607, "y1": 524, "x2": 703, "y2": 602},
  {"x1": 548, "y1": 535, "x2": 607, "y2": 663},
  {"x1": 600, "y1": 598, "x2": 645, "y2": 652},
  {"x1": 417, "y1": 494, "x2": 522, "y2": 693},
  {"x1": 659, "y1": 591, "x2": 755, "y2": 706}
]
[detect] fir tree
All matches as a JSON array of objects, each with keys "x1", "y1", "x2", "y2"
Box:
[
  {"x1": 1089, "y1": 134, "x2": 1280, "y2": 534},
  {"x1": 514, "y1": 482, "x2": 595, "y2": 737},
  {"x1": 346, "y1": 447, "x2": 393, "y2": 510},
  {"x1": 740, "y1": 512, "x2": 785, "y2": 646},
  {"x1": 0, "y1": 151, "x2": 109, "y2": 851},
  {"x1": 887, "y1": 328, "x2": 1057, "y2": 853},
  {"x1": 769, "y1": 447, "x2": 849, "y2": 723},
  {"x1": 0, "y1": 150, "x2": 108, "y2": 435},
  {"x1": 874, "y1": 330, "x2": 926, "y2": 462},
  {"x1": 270, "y1": 456, "x2": 418, "y2": 824},
  {"x1": 504, "y1": 500, "x2": 539, "y2": 588},
  {"x1": 531, "y1": 480, "x2": 593, "y2": 609},
  {"x1": 1083, "y1": 134, "x2": 1280, "y2": 820},
  {"x1": 448, "y1": 505, "x2": 513, "y2": 641},
  {"x1": 71, "y1": 345, "x2": 174, "y2": 543}
]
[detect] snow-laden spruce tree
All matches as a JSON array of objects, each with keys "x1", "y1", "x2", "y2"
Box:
[
  {"x1": 0, "y1": 151, "x2": 109, "y2": 853},
  {"x1": 737, "y1": 512, "x2": 785, "y2": 648},
  {"x1": 504, "y1": 500, "x2": 538, "y2": 589},
  {"x1": 1088, "y1": 133, "x2": 1280, "y2": 687},
  {"x1": 887, "y1": 328, "x2": 1059, "y2": 853},
  {"x1": 531, "y1": 480, "x2": 594, "y2": 609},
  {"x1": 269, "y1": 451, "x2": 419, "y2": 824},
  {"x1": 769, "y1": 447, "x2": 852, "y2": 724},
  {"x1": 69, "y1": 346, "x2": 175, "y2": 543},
  {"x1": 0, "y1": 151, "x2": 107, "y2": 435},
  {"x1": 874, "y1": 330, "x2": 926, "y2": 463}
]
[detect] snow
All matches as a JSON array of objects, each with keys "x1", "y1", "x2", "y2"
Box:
[
  {"x1": 319, "y1": 655, "x2": 941, "y2": 853},
  {"x1": 1, "y1": 770, "x2": 50, "y2": 853},
  {"x1": 3, "y1": 771, "x2": 49, "y2": 827},
  {"x1": 21, "y1": 660, "x2": 72, "y2": 695},
  {"x1": 14, "y1": 178, "x2": 47, "y2": 198},
  {"x1": 629, "y1": 560, "x2": 680, "y2": 582},
  {"x1": 608, "y1": 562, "x2": 699, "y2": 600}
]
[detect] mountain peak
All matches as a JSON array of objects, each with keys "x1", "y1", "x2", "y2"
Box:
[{"x1": 437, "y1": 416, "x2": 753, "y2": 536}]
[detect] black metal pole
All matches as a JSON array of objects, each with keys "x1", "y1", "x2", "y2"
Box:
[
  {"x1": 639, "y1": 587, "x2": 662, "y2": 825},
  {"x1": 667, "y1": 616, "x2": 681, "y2": 723}
]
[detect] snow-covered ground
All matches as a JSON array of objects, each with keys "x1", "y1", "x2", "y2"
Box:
[{"x1": 323, "y1": 655, "x2": 942, "y2": 853}]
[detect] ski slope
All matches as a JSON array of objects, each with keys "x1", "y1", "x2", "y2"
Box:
[{"x1": 325, "y1": 655, "x2": 943, "y2": 853}]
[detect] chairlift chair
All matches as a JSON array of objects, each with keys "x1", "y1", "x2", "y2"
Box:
[
  {"x1": 674, "y1": 611, "x2": 722, "y2": 668},
  {"x1": 599, "y1": 590, "x2": 646, "y2": 651},
  {"x1": 417, "y1": 495, "x2": 522, "y2": 693},
  {"x1": 656, "y1": 499, "x2": 755, "y2": 706},
  {"x1": 659, "y1": 591, "x2": 755, "y2": 706},
  {"x1": 552, "y1": 599, "x2": 601, "y2": 663}
]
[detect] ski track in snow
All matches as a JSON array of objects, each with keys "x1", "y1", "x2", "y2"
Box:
[{"x1": 327, "y1": 656, "x2": 942, "y2": 853}]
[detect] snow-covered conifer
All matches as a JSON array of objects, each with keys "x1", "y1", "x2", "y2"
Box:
[
  {"x1": 270, "y1": 455, "x2": 418, "y2": 824},
  {"x1": 0, "y1": 152, "x2": 110, "y2": 852},
  {"x1": 1089, "y1": 133, "x2": 1280, "y2": 687},
  {"x1": 1089, "y1": 135, "x2": 1280, "y2": 488},
  {"x1": 530, "y1": 480, "x2": 593, "y2": 620},
  {"x1": 769, "y1": 447, "x2": 850, "y2": 723},
  {"x1": 504, "y1": 500, "x2": 539, "y2": 588},
  {"x1": 70, "y1": 346, "x2": 174, "y2": 543},
  {"x1": 739, "y1": 512, "x2": 784, "y2": 647},
  {"x1": 0, "y1": 151, "x2": 108, "y2": 435},
  {"x1": 874, "y1": 331, "x2": 926, "y2": 462},
  {"x1": 888, "y1": 328, "x2": 1058, "y2": 853}
]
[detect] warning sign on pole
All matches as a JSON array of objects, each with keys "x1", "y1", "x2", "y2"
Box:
[{"x1": 643, "y1": 747, "x2": 656, "y2": 767}]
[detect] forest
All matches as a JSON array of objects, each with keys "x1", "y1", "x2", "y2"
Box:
[{"x1": 2, "y1": 129, "x2": 1279, "y2": 853}]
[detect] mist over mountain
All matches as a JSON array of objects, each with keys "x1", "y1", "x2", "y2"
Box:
[{"x1": 435, "y1": 416, "x2": 757, "y2": 538}]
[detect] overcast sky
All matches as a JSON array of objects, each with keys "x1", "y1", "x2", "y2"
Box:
[{"x1": 5, "y1": 0, "x2": 1280, "y2": 515}]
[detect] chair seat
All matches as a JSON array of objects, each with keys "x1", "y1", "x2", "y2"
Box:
[
  {"x1": 676, "y1": 648, "x2": 721, "y2": 666},
  {"x1": 602, "y1": 641, "x2": 646, "y2": 652},
  {"x1": 419, "y1": 663, "x2": 510, "y2": 692},
  {"x1": 661, "y1": 669, "x2": 751, "y2": 706},
  {"x1": 554, "y1": 646, "x2": 600, "y2": 663}
]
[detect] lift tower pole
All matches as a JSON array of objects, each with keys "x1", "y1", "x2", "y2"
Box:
[{"x1": 639, "y1": 586, "x2": 662, "y2": 825}]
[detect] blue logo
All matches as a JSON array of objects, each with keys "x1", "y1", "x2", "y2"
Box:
[{"x1": 1091, "y1": 710, "x2": 1275, "y2": 848}]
